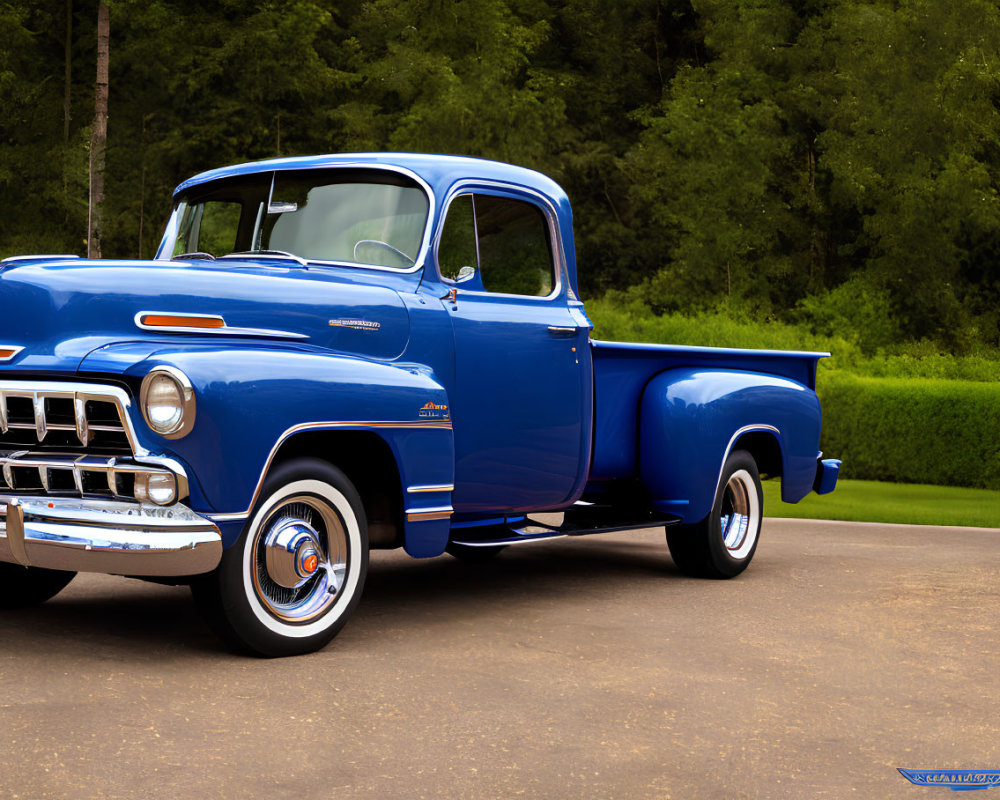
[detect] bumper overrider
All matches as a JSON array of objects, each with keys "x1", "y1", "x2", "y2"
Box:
[{"x1": 0, "y1": 495, "x2": 222, "y2": 576}]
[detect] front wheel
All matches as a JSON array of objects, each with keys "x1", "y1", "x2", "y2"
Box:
[
  {"x1": 666, "y1": 449, "x2": 763, "y2": 579},
  {"x1": 192, "y1": 458, "x2": 369, "y2": 657}
]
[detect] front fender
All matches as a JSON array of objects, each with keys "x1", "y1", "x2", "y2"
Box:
[
  {"x1": 639, "y1": 368, "x2": 821, "y2": 524},
  {"x1": 81, "y1": 347, "x2": 454, "y2": 548}
]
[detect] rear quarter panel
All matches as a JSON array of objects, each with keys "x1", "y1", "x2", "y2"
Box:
[{"x1": 639, "y1": 368, "x2": 821, "y2": 523}]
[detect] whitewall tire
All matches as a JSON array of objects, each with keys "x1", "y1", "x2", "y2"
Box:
[{"x1": 193, "y1": 458, "x2": 369, "y2": 656}]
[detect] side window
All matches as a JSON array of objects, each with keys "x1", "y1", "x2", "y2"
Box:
[
  {"x1": 172, "y1": 200, "x2": 242, "y2": 257},
  {"x1": 474, "y1": 194, "x2": 554, "y2": 297},
  {"x1": 437, "y1": 195, "x2": 478, "y2": 282},
  {"x1": 198, "y1": 202, "x2": 242, "y2": 255},
  {"x1": 437, "y1": 192, "x2": 556, "y2": 297}
]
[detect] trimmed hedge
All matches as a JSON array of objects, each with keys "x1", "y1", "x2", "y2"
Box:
[{"x1": 818, "y1": 374, "x2": 1000, "y2": 490}]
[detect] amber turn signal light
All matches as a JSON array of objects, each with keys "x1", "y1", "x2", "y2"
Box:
[{"x1": 140, "y1": 314, "x2": 225, "y2": 329}]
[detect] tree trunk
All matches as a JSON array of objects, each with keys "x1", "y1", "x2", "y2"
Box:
[
  {"x1": 88, "y1": 2, "x2": 109, "y2": 259},
  {"x1": 63, "y1": 0, "x2": 72, "y2": 145}
]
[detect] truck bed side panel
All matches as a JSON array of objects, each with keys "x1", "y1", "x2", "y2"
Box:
[
  {"x1": 639, "y1": 368, "x2": 821, "y2": 523},
  {"x1": 589, "y1": 340, "x2": 825, "y2": 483}
]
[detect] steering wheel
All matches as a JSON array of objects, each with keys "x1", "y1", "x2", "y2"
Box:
[{"x1": 353, "y1": 239, "x2": 414, "y2": 267}]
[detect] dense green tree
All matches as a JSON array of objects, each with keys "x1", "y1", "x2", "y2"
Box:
[
  {"x1": 0, "y1": 0, "x2": 998, "y2": 351},
  {"x1": 629, "y1": 0, "x2": 1000, "y2": 348}
]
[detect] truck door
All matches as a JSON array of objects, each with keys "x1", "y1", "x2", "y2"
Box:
[{"x1": 436, "y1": 189, "x2": 589, "y2": 513}]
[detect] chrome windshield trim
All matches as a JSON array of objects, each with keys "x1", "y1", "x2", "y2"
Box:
[{"x1": 158, "y1": 163, "x2": 436, "y2": 275}]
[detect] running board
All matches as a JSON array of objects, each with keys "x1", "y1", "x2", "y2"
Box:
[{"x1": 449, "y1": 507, "x2": 680, "y2": 548}]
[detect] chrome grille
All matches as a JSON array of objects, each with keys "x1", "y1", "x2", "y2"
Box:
[
  {"x1": 0, "y1": 382, "x2": 135, "y2": 455},
  {"x1": 2, "y1": 452, "x2": 140, "y2": 498}
]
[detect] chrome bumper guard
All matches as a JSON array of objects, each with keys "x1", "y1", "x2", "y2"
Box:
[{"x1": 0, "y1": 495, "x2": 222, "y2": 576}]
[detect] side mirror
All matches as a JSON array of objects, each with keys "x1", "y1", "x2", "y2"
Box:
[{"x1": 456, "y1": 265, "x2": 476, "y2": 283}]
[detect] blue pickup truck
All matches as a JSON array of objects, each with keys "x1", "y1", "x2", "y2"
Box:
[{"x1": 0, "y1": 154, "x2": 839, "y2": 655}]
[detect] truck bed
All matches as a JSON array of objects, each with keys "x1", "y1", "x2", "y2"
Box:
[{"x1": 588, "y1": 339, "x2": 828, "y2": 482}]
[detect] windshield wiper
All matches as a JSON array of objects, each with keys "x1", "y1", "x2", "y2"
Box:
[
  {"x1": 172, "y1": 252, "x2": 216, "y2": 261},
  {"x1": 220, "y1": 250, "x2": 308, "y2": 267}
]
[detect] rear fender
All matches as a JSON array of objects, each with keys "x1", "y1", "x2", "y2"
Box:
[{"x1": 639, "y1": 368, "x2": 821, "y2": 524}]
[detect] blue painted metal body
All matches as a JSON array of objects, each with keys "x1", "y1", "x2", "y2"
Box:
[{"x1": 0, "y1": 153, "x2": 835, "y2": 559}]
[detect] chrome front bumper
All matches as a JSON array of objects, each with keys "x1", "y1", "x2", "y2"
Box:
[{"x1": 0, "y1": 495, "x2": 222, "y2": 576}]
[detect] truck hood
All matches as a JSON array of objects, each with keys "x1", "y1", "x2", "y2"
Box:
[{"x1": 0, "y1": 258, "x2": 410, "y2": 372}]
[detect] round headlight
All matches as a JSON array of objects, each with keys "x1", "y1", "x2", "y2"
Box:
[{"x1": 140, "y1": 367, "x2": 195, "y2": 438}]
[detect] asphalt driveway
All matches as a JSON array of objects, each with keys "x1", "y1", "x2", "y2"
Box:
[{"x1": 1, "y1": 518, "x2": 998, "y2": 798}]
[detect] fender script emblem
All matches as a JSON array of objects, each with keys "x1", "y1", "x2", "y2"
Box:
[{"x1": 329, "y1": 319, "x2": 381, "y2": 331}]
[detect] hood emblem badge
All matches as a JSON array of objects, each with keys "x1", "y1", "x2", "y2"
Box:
[{"x1": 329, "y1": 319, "x2": 381, "y2": 332}]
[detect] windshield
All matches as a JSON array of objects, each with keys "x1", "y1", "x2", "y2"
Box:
[{"x1": 160, "y1": 168, "x2": 429, "y2": 269}]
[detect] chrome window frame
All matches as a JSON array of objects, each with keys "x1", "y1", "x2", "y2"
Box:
[
  {"x1": 431, "y1": 179, "x2": 567, "y2": 302},
  {"x1": 156, "y1": 164, "x2": 436, "y2": 275}
]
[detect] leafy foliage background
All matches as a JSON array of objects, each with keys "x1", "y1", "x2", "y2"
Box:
[
  {"x1": 2, "y1": 0, "x2": 999, "y2": 486},
  {"x1": 3, "y1": 0, "x2": 998, "y2": 353}
]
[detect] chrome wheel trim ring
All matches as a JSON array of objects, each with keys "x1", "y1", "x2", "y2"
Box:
[
  {"x1": 719, "y1": 469, "x2": 760, "y2": 560},
  {"x1": 241, "y1": 480, "x2": 362, "y2": 638}
]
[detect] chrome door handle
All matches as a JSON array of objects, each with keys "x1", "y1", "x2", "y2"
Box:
[{"x1": 547, "y1": 326, "x2": 579, "y2": 338}]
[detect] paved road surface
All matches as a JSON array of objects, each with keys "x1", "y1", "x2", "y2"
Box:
[{"x1": 1, "y1": 519, "x2": 998, "y2": 799}]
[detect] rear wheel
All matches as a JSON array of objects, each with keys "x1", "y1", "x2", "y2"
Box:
[
  {"x1": 666, "y1": 449, "x2": 762, "y2": 579},
  {"x1": 192, "y1": 458, "x2": 368, "y2": 657},
  {"x1": 0, "y1": 563, "x2": 75, "y2": 608}
]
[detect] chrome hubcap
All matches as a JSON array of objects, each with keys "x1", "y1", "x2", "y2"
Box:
[
  {"x1": 263, "y1": 519, "x2": 323, "y2": 589},
  {"x1": 720, "y1": 470, "x2": 756, "y2": 553},
  {"x1": 251, "y1": 496, "x2": 348, "y2": 623}
]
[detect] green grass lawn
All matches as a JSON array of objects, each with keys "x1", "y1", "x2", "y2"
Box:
[{"x1": 763, "y1": 478, "x2": 1000, "y2": 529}]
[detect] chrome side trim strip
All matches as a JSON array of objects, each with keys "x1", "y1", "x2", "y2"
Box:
[
  {"x1": 406, "y1": 506, "x2": 454, "y2": 523},
  {"x1": 716, "y1": 425, "x2": 781, "y2": 490},
  {"x1": 406, "y1": 484, "x2": 455, "y2": 494},
  {"x1": 405, "y1": 505, "x2": 452, "y2": 515},
  {"x1": 215, "y1": 420, "x2": 454, "y2": 517},
  {"x1": 134, "y1": 311, "x2": 308, "y2": 340},
  {"x1": 206, "y1": 512, "x2": 249, "y2": 523}
]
